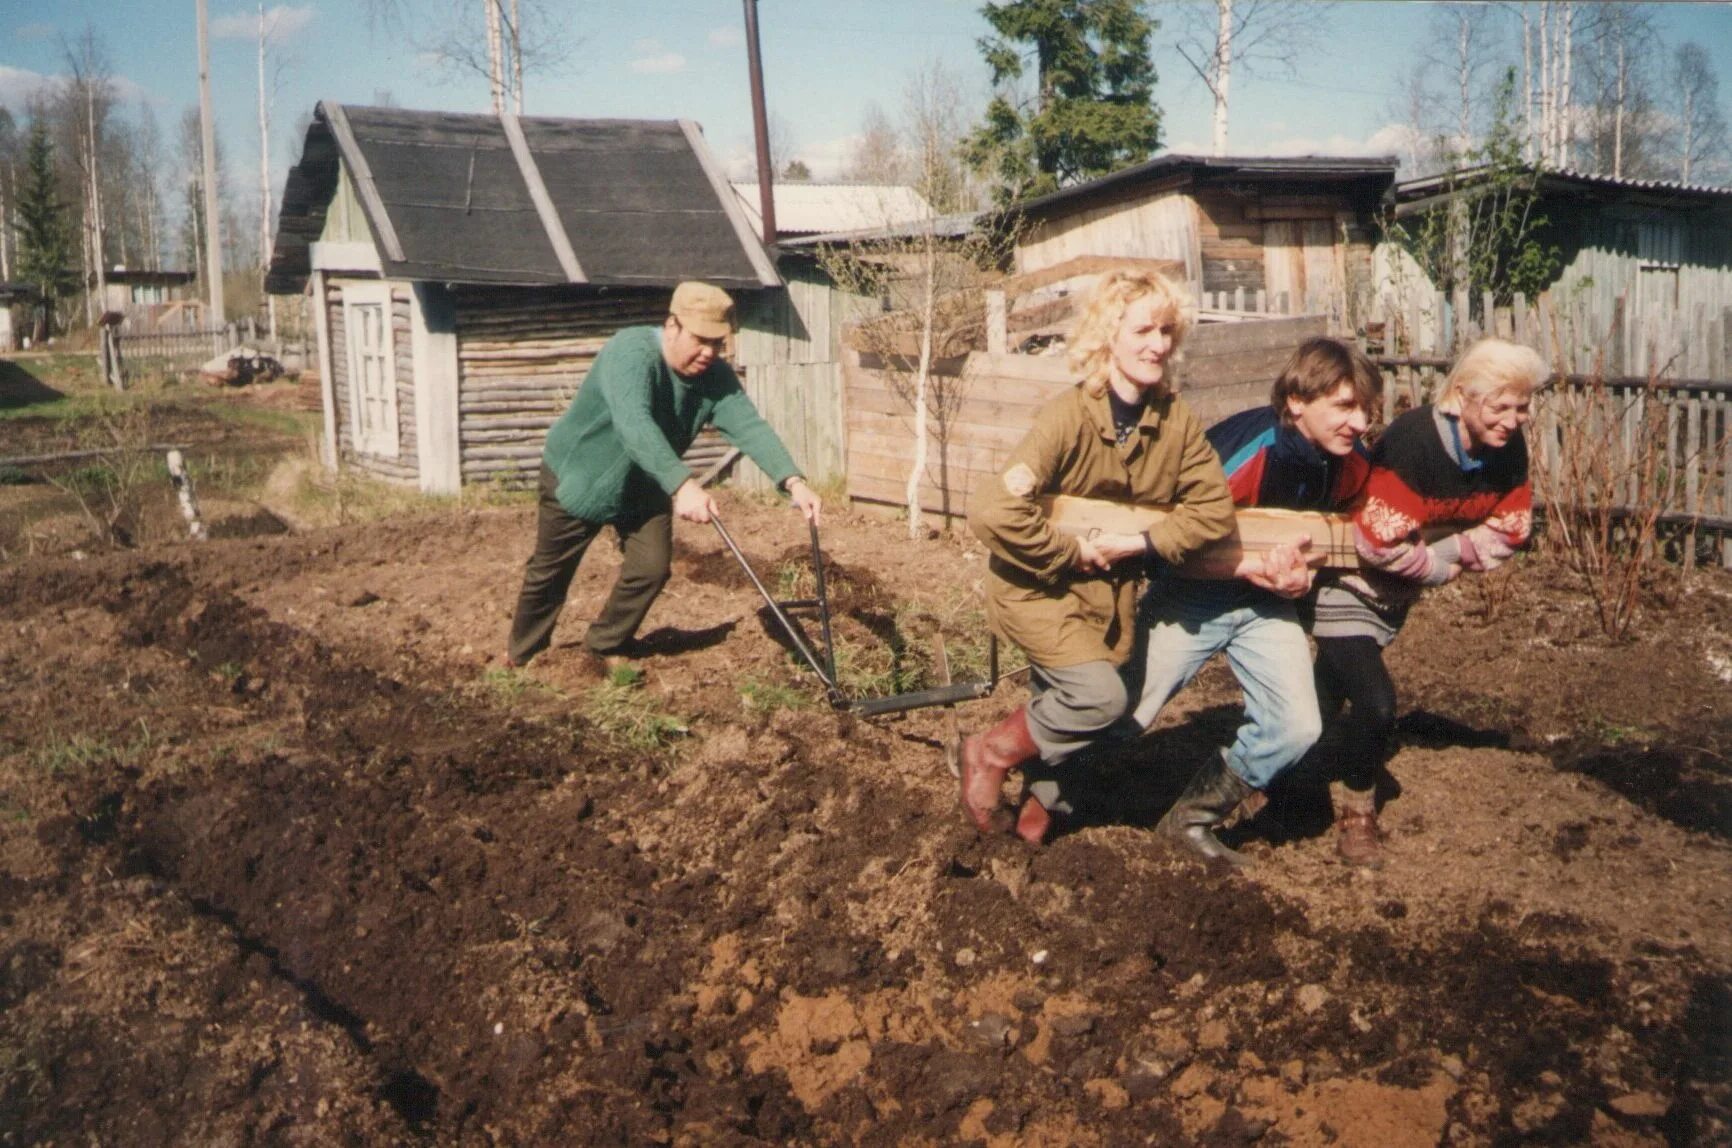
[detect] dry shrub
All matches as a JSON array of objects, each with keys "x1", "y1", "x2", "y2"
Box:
[
  {"x1": 1530, "y1": 370, "x2": 1674, "y2": 640},
  {"x1": 44, "y1": 404, "x2": 159, "y2": 549}
]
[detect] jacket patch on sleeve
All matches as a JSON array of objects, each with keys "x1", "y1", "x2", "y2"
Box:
[{"x1": 1002, "y1": 463, "x2": 1038, "y2": 499}]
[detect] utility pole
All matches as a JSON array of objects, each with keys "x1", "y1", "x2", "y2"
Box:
[
  {"x1": 743, "y1": 0, "x2": 776, "y2": 245},
  {"x1": 197, "y1": 0, "x2": 225, "y2": 324}
]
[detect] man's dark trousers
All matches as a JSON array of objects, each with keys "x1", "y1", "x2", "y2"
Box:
[{"x1": 508, "y1": 464, "x2": 673, "y2": 665}]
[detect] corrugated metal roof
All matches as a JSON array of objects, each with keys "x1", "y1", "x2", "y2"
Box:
[
  {"x1": 267, "y1": 102, "x2": 779, "y2": 293},
  {"x1": 1396, "y1": 164, "x2": 1732, "y2": 202},
  {"x1": 1011, "y1": 153, "x2": 1399, "y2": 216},
  {"x1": 776, "y1": 211, "x2": 984, "y2": 248},
  {"x1": 729, "y1": 183, "x2": 936, "y2": 237}
]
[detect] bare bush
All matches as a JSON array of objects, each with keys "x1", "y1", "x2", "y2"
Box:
[
  {"x1": 1530, "y1": 369, "x2": 1673, "y2": 640},
  {"x1": 44, "y1": 404, "x2": 158, "y2": 549}
]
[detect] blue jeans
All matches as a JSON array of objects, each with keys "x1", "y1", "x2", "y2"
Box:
[{"x1": 1129, "y1": 577, "x2": 1321, "y2": 790}]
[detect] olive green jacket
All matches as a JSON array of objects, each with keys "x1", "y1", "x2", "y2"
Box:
[{"x1": 968, "y1": 385, "x2": 1236, "y2": 668}]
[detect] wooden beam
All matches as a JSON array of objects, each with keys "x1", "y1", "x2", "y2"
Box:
[
  {"x1": 321, "y1": 102, "x2": 405, "y2": 263},
  {"x1": 679, "y1": 119, "x2": 781, "y2": 287},
  {"x1": 1000, "y1": 254, "x2": 1187, "y2": 300},
  {"x1": 499, "y1": 112, "x2": 586, "y2": 284},
  {"x1": 1039, "y1": 494, "x2": 1360, "y2": 570}
]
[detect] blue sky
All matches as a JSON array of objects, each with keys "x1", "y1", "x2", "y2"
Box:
[{"x1": 5, "y1": 1, "x2": 1731, "y2": 195}]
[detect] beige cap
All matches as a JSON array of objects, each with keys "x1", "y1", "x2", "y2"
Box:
[{"x1": 669, "y1": 281, "x2": 736, "y2": 339}]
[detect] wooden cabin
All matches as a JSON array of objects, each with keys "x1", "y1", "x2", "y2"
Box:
[
  {"x1": 1007, "y1": 154, "x2": 1397, "y2": 331},
  {"x1": 94, "y1": 269, "x2": 200, "y2": 333},
  {"x1": 265, "y1": 102, "x2": 779, "y2": 494}
]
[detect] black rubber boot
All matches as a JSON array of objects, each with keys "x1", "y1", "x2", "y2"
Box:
[{"x1": 1155, "y1": 752, "x2": 1258, "y2": 868}]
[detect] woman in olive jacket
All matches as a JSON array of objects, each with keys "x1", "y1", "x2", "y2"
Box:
[{"x1": 962, "y1": 269, "x2": 1237, "y2": 843}]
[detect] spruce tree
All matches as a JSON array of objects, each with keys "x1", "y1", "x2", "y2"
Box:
[
  {"x1": 962, "y1": 0, "x2": 1162, "y2": 202},
  {"x1": 14, "y1": 120, "x2": 77, "y2": 335}
]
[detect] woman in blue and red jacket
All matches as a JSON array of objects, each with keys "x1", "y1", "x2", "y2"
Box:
[{"x1": 1307, "y1": 337, "x2": 1546, "y2": 866}]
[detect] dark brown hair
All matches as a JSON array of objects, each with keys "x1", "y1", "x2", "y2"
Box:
[{"x1": 1270, "y1": 337, "x2": 1383, "y2": 425}]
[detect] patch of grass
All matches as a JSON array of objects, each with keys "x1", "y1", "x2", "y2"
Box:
[
  {"x1": 30, "y1": 726, "x2": 154, "y2": 776},
  {"x1": 584, "y1": 677, "x2": 689, "y2": 751},
  {"x1": 775, "y1": 560, "x2": 816, "y2": 602},
  {"x1": 829, "y1": 633, "x2": 924, "y2": 700},
  {"x1": 1588, "y1": 717, "x2": 1653, "y2": 747},
  {"x1": 275, "y1": 457, "x2": 462, "y2": 526},
  {"x1": 200, "y1": 400, "x2": 319, "y2": 439},
  {"x1": 480, "y1": 666, "x2": 559, "y2": 704},
  {"x1": 739, "y1": 675, "x2": 813, "y2": 715}
]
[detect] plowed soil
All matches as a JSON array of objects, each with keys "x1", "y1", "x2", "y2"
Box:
[{"x1": 2, "y1": 493, "x2": 1728, "y2": 1146}]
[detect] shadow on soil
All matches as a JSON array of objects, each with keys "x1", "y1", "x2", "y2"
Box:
[{"x1": 0, "y1": 360, "x2": 65, "y2": 411}]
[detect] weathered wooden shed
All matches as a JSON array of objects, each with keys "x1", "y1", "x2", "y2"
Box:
[
  {"x1": 95, "y1": 270, "x2": 200, "y2": 332},
  {"x1": 1007, "y1": 154, "x2": 1397, "y2": 329},
  {"x1": 1381, "y1": 166, "x2": 1732, "y2": 376},
  {"x1": 266, "y1": 102, "x2": 779, "y2": 493}
]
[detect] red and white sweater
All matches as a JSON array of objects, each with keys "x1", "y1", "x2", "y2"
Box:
[{"x1": 1339, "y1": 404, "x2": 1532, "y2": 611}]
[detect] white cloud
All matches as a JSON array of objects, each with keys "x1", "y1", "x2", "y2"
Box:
[
  {"x1": 630, "y1": 51, "x2": 687, "y2": 75},
  {"x1": 708, "y1": 26, "x2": 742, "y2": 48},
  {"x1": 0, "y1": 65, "x2": 51, "y2": 107},
  {"x1": 1242, "y1": 128, "x2": 1408, "y2": 158},
  {"x1": 211, "y1": 5, "x2": 316, "y2": 41},
  {"x1": 0, "y1": 65, "x2": 153, "y2": 110}
]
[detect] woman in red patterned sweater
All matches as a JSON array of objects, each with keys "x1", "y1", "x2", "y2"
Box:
[{"x1": 1306, "y1": 338, "x2": 1548, "y2": 866}]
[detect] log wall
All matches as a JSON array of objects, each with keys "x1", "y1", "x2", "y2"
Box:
[
  {"x1": 451, "y1": 286, "x2": 731, "y2": 486},
  {"x1": 845, "y1": 313, "x2": 1327, "y2": 516}
]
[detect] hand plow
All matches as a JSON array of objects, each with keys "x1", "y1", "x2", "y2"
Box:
[{"x1": 710, "y1": 514, "x2": 1010, "y2": 718}]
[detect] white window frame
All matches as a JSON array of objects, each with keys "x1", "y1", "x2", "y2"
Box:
[{"x1": 342, "y1": 281, "x2": 400, "y2": 459}]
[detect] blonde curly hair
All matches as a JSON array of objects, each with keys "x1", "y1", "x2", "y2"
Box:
[{"x1": 1066, "y1": 268, "x2": 1195, "y2": 398}]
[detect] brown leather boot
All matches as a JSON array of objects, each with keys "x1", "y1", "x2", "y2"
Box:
[
  {"x1": 1014, "y1": 795, "x2": 1054, "y2": 846},
  {"x1": 960, "y1": 707, "x2": 1038, "y2": 833},
  {"x1": 1331, "y1": 782, "x2": 1385, "y2": 868}
]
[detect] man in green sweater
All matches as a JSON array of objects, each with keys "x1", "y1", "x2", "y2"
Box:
[{"x1": 504, "y1": 281, "x2": 822, "y2": 668}]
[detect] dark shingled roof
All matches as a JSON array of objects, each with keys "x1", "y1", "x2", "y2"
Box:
[
  {"x1": 1009, "y1": 153, "x2": 1400, "y2": 218},
  {"x1": 267, "y1": 102, "x2": 779, "y2": 294}
]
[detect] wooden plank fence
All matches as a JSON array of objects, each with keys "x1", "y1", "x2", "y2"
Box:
[
  {"x1": 115, "y1": 320, "x2": 258, "y2": 365},
  {"x1": 846, "y1": 312, "x2": 1327, "y2": 521},
  {"x1": 1364, "y1": 285, "x2": 1732, "y2": 381}
]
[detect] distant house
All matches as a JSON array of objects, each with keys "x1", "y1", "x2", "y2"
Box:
[
  {"x1": 0, "y1": 282, "x2": 39, "y2": 352},
  {"x1": 93, "y1": 269, "x2": 201, "y2": 333},
  {"x1": 730, "y1": 182, "x2": 934, "y2": 241},
  {"x1": 1383, "y1": 166, "x2": 1732, "y2": 376},
  {"x1": 266, "y1": 102, "x2": 779, "y2": 493},
  {"x1": 1005, "y1": 153, "x2": 1399, "y2": 328}
]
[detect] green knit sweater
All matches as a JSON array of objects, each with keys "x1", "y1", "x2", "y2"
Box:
[{"x1": 542, "y1": 326, "x2": 802, "y2": 522}]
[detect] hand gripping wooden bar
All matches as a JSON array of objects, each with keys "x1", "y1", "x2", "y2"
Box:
[{"x1": 1037, "y1": 495, "x2": 1362, "y2": 571}]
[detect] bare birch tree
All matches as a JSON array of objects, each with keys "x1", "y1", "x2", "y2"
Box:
[
  {"x1": 362, "y1": 0, "x2": 575, "y2": 113},
  {"x1": 902, "y1": 58, "x2": 980, "y2": 214},
  {"x1": 843, "y1": 104, "x2": 906, "y2": 186},
  {"x1": 1670, "y1": 42, "x2": 1729, "y2": 184},
  {"x1": 1578, "y1": 3, "x2": 1659, "y2": 178},
  {"x1": 62, "y1": 28, "x2": 117, "y2": 325},
  {"x1": 1167, "y1": 0, "x2": 1331, "y2": 156}
]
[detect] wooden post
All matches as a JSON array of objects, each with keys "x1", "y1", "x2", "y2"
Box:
[
  {"x1": 166, "y1": 450, "x2": 207, "y2": 541},
  {"x1": 985, "y1": 288, "x2": 1006, "y2": 355}
]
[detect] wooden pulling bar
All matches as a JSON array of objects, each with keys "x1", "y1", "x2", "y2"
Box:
[{"x1": 1038, "y1": 495, "x2": 1361, "y2": 570}]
